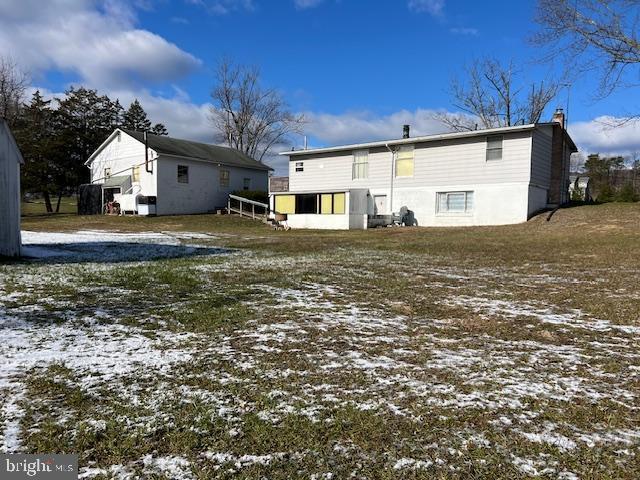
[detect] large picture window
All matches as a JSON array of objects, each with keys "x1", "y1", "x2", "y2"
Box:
[
  {"x1": 274, "y1": 192, "x2": 346, "y2": 215},
  {"x1": 395, "y1": 145, "x2": 414, "y2": 177},
  {"x1": 437, "y1": 191, "x2": 474, "y2": 214},
  {"x1": 352, "y1": 150, "x2": 369, "y2": 179}
]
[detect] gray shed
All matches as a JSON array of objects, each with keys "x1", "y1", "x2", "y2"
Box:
[{"x1": 0, "y1": 119, "x2": 24, "y2": 257}]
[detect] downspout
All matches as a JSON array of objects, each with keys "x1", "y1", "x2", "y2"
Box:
[
  {"x1": 385, "y1": 143, "x2": 395, "y2": 214},
  {"x1": 144, "y1": 131, "x2": 152, "y2": 173}
]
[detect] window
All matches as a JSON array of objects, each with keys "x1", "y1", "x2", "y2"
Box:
[
  {"x1": 437, "y1": 191, "x2": 474, "y2": 214},
  {"x1": 220, "y1": 169, "x2": 230, "y2": 187},
  {"x1": 319, "y1": 193, "x2": 345, "y2": 214},
  {"x1": 295, "y1": 161, "x2": 304, "y2": 172},
  {"x1": 486, "y1": 135, "x2": 503, "y2": 161},
  {"x1": 243, "y1": 178, "x2": 251, "y2": 190},
  {"x1": 275, "y1": 195, "x2": 296, "y2": 214},
  {"x1": 104, "y1": 167, "x2": 111, "y2": 179},
  {"x1": 395, "y1": 145, "x2": 414, "y2": 177},
  {"x1": 177, "y1": 165, "x2": 189, "y2": 183},
  {"x1": 132, "y1": 165, "x2": 140, "y2": 182},
  {"x1": 352, "y1": 150, "x2": 369, "y2": 179}
]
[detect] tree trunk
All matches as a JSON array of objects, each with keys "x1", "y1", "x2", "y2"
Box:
[
  {"x1": 43, "y1": 190, "x2": 53, "y2": 213},
  {"x1": 55, "y1": 192, "x2": 63, "y2": 213}
]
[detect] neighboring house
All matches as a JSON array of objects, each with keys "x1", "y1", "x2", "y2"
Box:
[
  {"x1": 569, "y1": 174, "x2": 593, "y2": 201},
  {"x1": 0, "y1": 119, "x2": 23, "y2": 257},
  {"x1": 86, "y1": 129, "x2": 272, "y2": 215},
  {"x1": 272, "y1": 110, "x2": 577, "y2": 229}
]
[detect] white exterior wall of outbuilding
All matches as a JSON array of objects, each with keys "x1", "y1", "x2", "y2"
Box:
[
  {"x1": 156, "y1": 156, "x2": 268, "y2": 215},
  {"x1": 89, "y1": 130, "x2": 158, "y2": 198},
  {"x1": 0, "y1": 121, "x2": 22, "y2": 257}
]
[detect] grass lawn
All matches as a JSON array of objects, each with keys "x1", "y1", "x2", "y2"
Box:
[{"x1": 1, "y1": 203, "x2": 639, "y2": 478}]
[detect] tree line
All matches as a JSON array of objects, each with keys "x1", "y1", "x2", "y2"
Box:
[{"x1": 580, "y1": 154, "x2": 640, "y2": 203}]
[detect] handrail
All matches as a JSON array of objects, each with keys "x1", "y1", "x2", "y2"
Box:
[{"x1": 228, "y1": 194, "x2": 269, "y2": 208}]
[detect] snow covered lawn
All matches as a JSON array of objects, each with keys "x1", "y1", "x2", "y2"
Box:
[{"x1": 1, "y1": 220, "x2": 639, "y2": 479}]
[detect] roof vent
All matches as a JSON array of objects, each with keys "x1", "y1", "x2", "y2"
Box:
[{"x1": 402, "y1": 124, "x2": 410, "y2": 139}]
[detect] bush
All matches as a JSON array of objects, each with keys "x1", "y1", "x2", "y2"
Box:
[{"x1": 230, "y1": 190, "x2": 268, "y2": 204}]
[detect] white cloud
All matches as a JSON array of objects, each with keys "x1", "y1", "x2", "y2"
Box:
[
  {"x1": 569, "y1": 117, "x2": 640, "y2": 156},
  {"x1": 0, "y1": 0, "x2": 201, "y2": 89},
  {"x1": 407, "y1": 0, "x2": 445, "y2": 16},
  {"x1": 187, "y1": 0, "x2": 256, "y2": 15},
  {"x1": 450, "y1": 27, "x2": 478, "y2": 36},
  {"x1": 302, "y1": 109, "x2": 450, "y2": 146},
  {"x1": 294, "y1": 0, "x2": 324, "y2": 9}
]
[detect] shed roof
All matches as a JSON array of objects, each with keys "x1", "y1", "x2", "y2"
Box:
[{"x1": 87, "y1": 129, "x2": 272, "y2": 172}]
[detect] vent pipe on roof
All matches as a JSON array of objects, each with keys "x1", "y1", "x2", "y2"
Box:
[{"x1": 402, "y1": 124, "x2": 410, "y2": 139}]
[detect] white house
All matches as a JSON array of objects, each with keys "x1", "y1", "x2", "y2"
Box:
[
  {"x1": 0, "y1": 119, "x2": 23, "y2": 257},
  {"x1": 86, "y1": 129, "x2": 272, "y2": 216},
  {"x1": 272, "y1": 110, "x2": 577, "y2": 229}
]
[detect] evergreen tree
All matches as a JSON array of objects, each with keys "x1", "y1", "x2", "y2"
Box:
[
  {"x1": 122, "y1": 99, "x2": 151, "y2": 131},
  {"x1": 151, "y1": 123, "x2": 168, "y2": 136},
  {"x1": 14, "y1": 91, "x2": 62, "y2": 212},
  {"x1": 55, "y1": 87, "x2": 122, "y2": 197}
]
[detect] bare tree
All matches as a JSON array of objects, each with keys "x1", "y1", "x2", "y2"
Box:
[
  {"x1": 434, "y1": 58, "x2": 559, "y2": 132},
  {"x1": 210, "y1": 59, "x2": 304, "y2": 162},
  {"x1": 534, "y1": 0, "x2": 640, "y2": 100},
  {"x1": 0, "y1": 56, "x2": 29, "y2": 126}
]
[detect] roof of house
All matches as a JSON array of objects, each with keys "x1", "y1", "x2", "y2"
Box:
[
  {"x1": 87, "y1": 129, "x2": 272, "y2": 171},
  {"x1": 281, "y1": 122, "x2": 577, "y2": 157}
]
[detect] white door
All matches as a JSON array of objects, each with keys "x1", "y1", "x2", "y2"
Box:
[{"x1": 374, "y1": 195, "x2": 387, "y2": 214}]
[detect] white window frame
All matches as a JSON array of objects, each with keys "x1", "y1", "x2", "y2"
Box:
[
  {"x1": 486, "y1": 135, "x2": 503, "y2": 161},
  {"x1": 352, "y1": 149, "x2": 369, "y2": 180},
  {"x1": 177, "y1": 165, "x2": 189, "y2": 184},
  {"x1": 295, "y1": 161, "x2": 304, "y2": 172},
  {"x1": 436, "y1": 191, "x2": 474, "y2": 215}
]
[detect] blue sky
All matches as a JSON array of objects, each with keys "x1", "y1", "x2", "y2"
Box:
[{"x1": 1, "y1": 0, "x2": 638, "y2": 172}]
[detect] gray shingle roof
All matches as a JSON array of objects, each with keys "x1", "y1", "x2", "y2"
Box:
[{"x1": 123, "y1": 129, "x2": 272, "y2": 171}]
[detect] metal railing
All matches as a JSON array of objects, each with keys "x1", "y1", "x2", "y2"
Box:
[{"x1": 227, "y1": 194, "x2": 270, "y2": 220}]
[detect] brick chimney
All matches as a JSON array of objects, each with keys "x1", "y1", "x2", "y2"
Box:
[{"x1": 552, "y1": 108, "x2": 565, "y2": 128}]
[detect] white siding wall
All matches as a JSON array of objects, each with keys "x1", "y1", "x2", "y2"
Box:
[
  {"x1": 0, "y1": 122, "x2": 22, "y2": 257},
  {"x1": 90, "y1": 131, "x2": 157, "y2": 197},
  {"x1": 156, "y1": 156, "x2": 268, "y2": 215},
  {"x1": 288, "y1": 131, "x2": 535, "y2": 226},
  {"x1": 530, "y1": 126, "x2": 553, "y2": 189}
]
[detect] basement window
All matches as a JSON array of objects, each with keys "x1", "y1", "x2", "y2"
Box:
[
  {"x1": 177, "y1": 165, "x2": 189, "y2": 183},
  {"x1": 486, "y1": 135, "x2": 503, "y2": 161},
  {"x1": 295, "y1": 161, "x2": 304, "y2": 172},
  {"x1": 220, "y1": 169, "x2": 230, "y2": 187},
  {"x1": 437, "y1": 191, "x2": 474, "y2": 214}
]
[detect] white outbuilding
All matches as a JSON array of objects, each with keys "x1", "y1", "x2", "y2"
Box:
[
  {"x1": 85, "y1": 129, "x2": 272, "y2": 215},
  {"x1": 0, "y1": 119, "x2": 23, "y2": 257}
]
